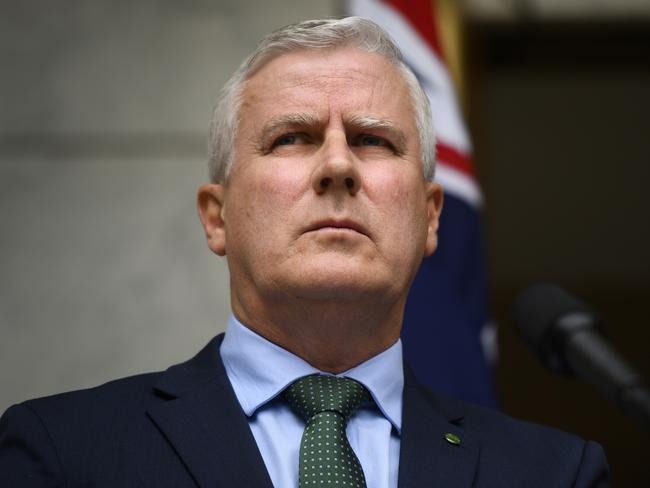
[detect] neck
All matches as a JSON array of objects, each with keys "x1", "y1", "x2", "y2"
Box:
[{"x1": 231, "y1": 292, "x2": 404, "y2": 373}]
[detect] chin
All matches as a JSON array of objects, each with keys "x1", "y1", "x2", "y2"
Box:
[{"x1": 283, "y1": 264, "x2": 395, "y2": 302}]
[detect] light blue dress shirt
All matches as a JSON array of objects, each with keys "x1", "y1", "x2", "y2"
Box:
[{"x1": 220, "y1": 314, "x2": 403, "y2": 488}]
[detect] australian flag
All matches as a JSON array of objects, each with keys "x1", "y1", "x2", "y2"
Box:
[{"x1": 346, "y1": 0, "x2": 498, "y2": 407}]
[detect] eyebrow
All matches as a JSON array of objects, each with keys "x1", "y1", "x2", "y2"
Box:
[
  {"x1": 260, "y1": 113, "x2": 322, "y2": 141},
  {"x1": 257, "y1": 112, "x2": 408, "y2": 152}
]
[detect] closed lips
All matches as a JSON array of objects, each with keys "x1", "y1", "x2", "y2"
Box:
[{"x1": 305, "y1": 220, "x2": 369, "y2": 237}]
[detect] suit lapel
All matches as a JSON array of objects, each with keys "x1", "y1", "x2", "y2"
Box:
[
  {"x1": 147, "y1": 335, "x2": 274, "y2": 488},
  {"x1": 398, "y1": 367, "x2": 480, "y2": 488}
]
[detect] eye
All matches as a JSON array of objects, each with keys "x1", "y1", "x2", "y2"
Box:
[
  {"x1": 360, "y1": 135, "x2": 385, "y2": 146},
  {"x1": 262, "y1": 131, "x2": 316, "y2": 156},
  {"x1": 352, "y1": 134, "x2": 395, "y2": 151},
  {"x1": 274, "y1": 134, "x2": 298, "y2": 146}
]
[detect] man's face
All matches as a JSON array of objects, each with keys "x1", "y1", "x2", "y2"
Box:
[{"x1": 200, "y1": 47, "x2": 442, "y2": 309}]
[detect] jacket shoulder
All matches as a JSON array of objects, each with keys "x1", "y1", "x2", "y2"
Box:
[
  {"x1": 419, "y1": 387, "x2": 610, "y2": 487},
  {"x1": 19, "y1": 371, "x2": 163, "y2": 418},
  {"x1": 0, "y1": 372, "x2": 168, "y2": 486}
]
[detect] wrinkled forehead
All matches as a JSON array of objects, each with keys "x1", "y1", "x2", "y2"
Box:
[{"x1": 240, "y1": 47, "x2": 416, "y2": 125}]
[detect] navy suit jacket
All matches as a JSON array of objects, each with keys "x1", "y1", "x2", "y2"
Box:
[{"x1": 0, "y1": 334, "x2": 609, "y2": 487}]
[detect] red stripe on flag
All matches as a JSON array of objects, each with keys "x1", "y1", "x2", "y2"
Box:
[
  {"x1": 436, "y1": 143, "x2": 474, "y2": 176},
  {"x1": 383, "y1": 0, "x2": 444, "y2": 59}
]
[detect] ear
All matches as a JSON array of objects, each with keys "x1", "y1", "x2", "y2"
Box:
[
  {"x1": 423, "y1": 181, "x2": 444, "y2": 257},
  {"x1": 197, "y1": 183, "x2": 227, "y2": 256}
]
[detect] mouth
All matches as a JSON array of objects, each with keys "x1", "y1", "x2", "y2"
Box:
[{"x1": 304, "y1": 219, "x2": 370, "y2": 238}]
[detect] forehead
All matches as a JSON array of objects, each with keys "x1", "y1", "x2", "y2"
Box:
[{"x1": 239, "y1": 47, "x2": 416, "y2": 129}]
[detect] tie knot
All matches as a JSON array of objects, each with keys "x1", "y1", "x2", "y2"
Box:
[{"x1": 283, "y1": 374, "x2": 370, "y2": 421}]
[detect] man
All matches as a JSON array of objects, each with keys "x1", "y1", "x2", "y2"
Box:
[{"x1": 0, "y1": 17, "x2": 608, "y2": 487}]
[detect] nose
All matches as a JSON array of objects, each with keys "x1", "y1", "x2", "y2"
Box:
[{"x1": 311, "y1": 131, "x2": 361, "y2": 196}]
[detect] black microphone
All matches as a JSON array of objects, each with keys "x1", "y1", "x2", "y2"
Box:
[{"x1": 512, "y1": 283, "x2": 650, "y2": 430}]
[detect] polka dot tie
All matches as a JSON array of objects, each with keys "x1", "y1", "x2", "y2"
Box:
[{"x1": 283, "y1": 374, "x2": 370, "y2": 488}]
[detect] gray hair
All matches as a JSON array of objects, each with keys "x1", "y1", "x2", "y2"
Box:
[{"x1": 207, "y1": 16, "x2": 436, "y2": 183}]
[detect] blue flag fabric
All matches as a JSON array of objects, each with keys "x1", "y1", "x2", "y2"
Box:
[{"x1": 403, "y1": 194, "x2": 497, "y2": 407}]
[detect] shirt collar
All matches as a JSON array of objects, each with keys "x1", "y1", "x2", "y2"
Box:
[{"x1": 220, "y1": 314, "x2": 404, "y2": 432}]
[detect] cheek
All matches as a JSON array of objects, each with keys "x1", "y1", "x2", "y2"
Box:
[
  {"x1": 365, "y1": 168, "x2": 429, "y2": 244},
  {"x1": 229, "y1": 163, "x2": 308, "y2": 238},
  {"x1": 256, "y1": 168, "x2": 306, "y2": 205},
  {"x1": 367, "y1": 166, "x2": 424, "y2": 214}
]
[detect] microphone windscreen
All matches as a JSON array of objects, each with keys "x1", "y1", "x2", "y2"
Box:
[{"x1": 511, "y1": 283, "x2": 595, "y2": 358}]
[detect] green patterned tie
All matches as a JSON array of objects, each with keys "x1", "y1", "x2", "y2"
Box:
[{"x1": 283, "y1": 374, "x2": 371, "y2": 488}]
